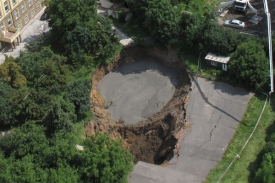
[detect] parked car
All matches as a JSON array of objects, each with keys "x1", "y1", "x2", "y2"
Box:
[{"x1": 223, "y1": 19, "x2": 245, "y2": 29}]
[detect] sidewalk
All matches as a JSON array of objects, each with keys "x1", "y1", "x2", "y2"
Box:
[
  {"x1": 0, "y1": 7, "x2": 49, "y2": 64},
  {"x1": 112, "y1": 25, "x2": 134, "y2": 47}
]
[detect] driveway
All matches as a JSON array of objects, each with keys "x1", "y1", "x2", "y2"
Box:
[
  {"x1": 129, "y1": 77, "x2": 254, "y2": 183},
  {"x1": 0, "y1": 7, "x2": 49, "y2": 64}
]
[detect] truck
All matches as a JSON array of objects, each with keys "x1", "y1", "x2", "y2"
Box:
[{"x1": 234, "y1": 0, "x2": 248, "y2": 13}]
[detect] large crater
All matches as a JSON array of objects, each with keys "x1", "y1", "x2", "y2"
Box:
[
  {"x1": 86, "y1": 45, "x2": 191, "y2": 164},
  {"x1": 97, "y1": 58, "x2": 181, "y2": 124}
]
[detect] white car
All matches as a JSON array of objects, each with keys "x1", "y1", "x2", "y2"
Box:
[{"x1": 224, "y1": 19, "x2": 245, "y2": 29}]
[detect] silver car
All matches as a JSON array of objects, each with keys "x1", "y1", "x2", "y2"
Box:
[{"x1": 224, "y1": 19, "x2": 245, "y2": 29}]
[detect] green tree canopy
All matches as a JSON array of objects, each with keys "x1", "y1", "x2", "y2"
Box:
[
  {"x1": 128, "y1": 0, "x2": 181, "y2": 45},
  {"x1": 65, "y1": 80, "x2": 91, "y2": 120},
  {"x1": 228, "y1": 40, "x2": 269, "y2": 89},
  {"x1": 43, "y1": 96, "x2": 76, "y2": 135},
  {"x1": 48, "y1": 0, "x2": 97, "y2": 38},
  {"x1": 47, "y1": 0, "x2": 118, "y2": 67},
  {"x1": 0, "y1": 55, "x2": 26, "y2": 88},
  {"x1": 17, "y1": 47, "x2": 69, "y2": 94},
  {"x1": 0, "y1": 123, "x2": 133, "y2": 183},
  {"x1": 0, "y1": 81, "x2": 15, "y2": 127}
]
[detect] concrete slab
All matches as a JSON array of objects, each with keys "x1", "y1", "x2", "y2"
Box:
[
  {"x1": 129, "y1": 77, "x2": 253, "y2": 183},
  {"x1": 129, "y1": 161, "x2": 202, "y2": 183},
  {"x1": 249, "y1": 15, "x2": 263, "y2": 24},
  {"x1": 97, "y1": 59, "x2": 181, "y2": 124}
]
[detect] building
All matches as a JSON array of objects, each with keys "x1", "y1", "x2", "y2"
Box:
[
  {"x1": 204, "y1": 52, "x2": 230, "y2": 71},
  {"x1": 0, "y1": 0, "x2": 44, "y2": 50}
]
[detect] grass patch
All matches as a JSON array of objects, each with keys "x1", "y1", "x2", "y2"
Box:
[
  {"x1": 205, "y1": 93, "x2": 275, "y2": 183},
  {"x1": 180, "y1": 53, "x2": 199, "y2": 73},
  {"x1": 110, "y1": 18, "x2": 147, "y2": 43},
  {"x1": 180, "y1": 53, "x2": 224, "y2": 81}
]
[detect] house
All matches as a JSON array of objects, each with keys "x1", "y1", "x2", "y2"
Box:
[
  {"x1": 204, "y1": 52, "x2": 230, "y2": 71},
  {"x1": 0, "y1": 0, "x2": 44, "y2": 50}
]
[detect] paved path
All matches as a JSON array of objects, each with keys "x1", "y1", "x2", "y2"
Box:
[
  {"x1": 112, "y1": 25, "x2": 134, "y2": 47},
  {"x1": 0, "y1": 7, "x2": 49, "y2": 64},
  {"x1": 97, "y1": 5, "x2": 134, "y2": 47},
  {"x1": 129, "y1": 77, "x2": 254, "y2": 183}
]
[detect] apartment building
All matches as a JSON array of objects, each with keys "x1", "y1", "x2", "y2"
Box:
[{"x1": 0, "y1": 0, "x2": 44, "y2": 50}]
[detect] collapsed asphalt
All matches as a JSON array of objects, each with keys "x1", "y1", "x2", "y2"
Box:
[{"x1": 97, "y1": 58, "x2": 181, "y2": 124}]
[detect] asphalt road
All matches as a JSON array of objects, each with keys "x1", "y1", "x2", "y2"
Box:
[
  {"x1": 129, "y1": 76, "x2": 254, "y2": 183},
  {"x1": 97, "y1": 59, "x2": 181, "y2": 124}
]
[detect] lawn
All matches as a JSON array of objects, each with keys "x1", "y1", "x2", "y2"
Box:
[{"x1": 205, "y1": 93, "x2": 275, "y2": 183}]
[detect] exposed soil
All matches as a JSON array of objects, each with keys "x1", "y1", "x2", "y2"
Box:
[{"x1": 85, "y1": 45, "x2": 192, "y2": 164}]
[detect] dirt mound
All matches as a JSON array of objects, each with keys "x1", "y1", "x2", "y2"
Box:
[{"x1": 86, "y1": 45, "x2": 191, "y2": 164}]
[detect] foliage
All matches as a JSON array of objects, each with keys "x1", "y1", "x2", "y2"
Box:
[
  {"x1": 253, "y1": 133, "x2": 275, "y2": 183},
  {"x1": 17, "y1": 47, "x2": 69, "y2": 94},
  {"x1": 0, "y1": 123, "x2": 133, "y2": 183},
  {"x1": 48, "y1": 0, "x2": 119, "y2": 68},
  {"x1": 127, "y1": 0, "x2": 182, "y2": 45},
  {"x1": 0, "y1": 55, "x2": 26, "y2": 88},
  {"x1": 43, "y1": 96, "x2": 76, "y2": 135},
  {"x1": 0, "y1": 81, "x2": 16, "y2": 127},
  {"x1": 62, "y1": 18, "x2": 119, "y2": 67},
  {"x1": 15, "y1": 89, "x2": 52, "y2": 123},
  {"x1": 254, "y1": 153, "x2": 275, "y2": 183},
  {"x1": 200, "y1": 21, "x2": 251, "y2": 55},
  {"x1": 47, "y1": 0, "x2": 97, "y2": 39},
  {"x1": 65, "y1": 80, "x2": 91, "y2": 120},
  {"x1": 228, "y1": 41, "x2": 269, "y2": 89}
]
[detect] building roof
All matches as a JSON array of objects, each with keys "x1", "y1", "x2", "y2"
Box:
[{"x1": 205, "y1": 52, "x2": 230, "y2": 64}]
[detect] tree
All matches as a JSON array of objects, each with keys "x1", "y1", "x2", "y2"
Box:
[
  {"x1": 61, "y1": 19, "x2": 118, "y2": 67},
  {"x1": 43, "y1": 97, "x2": 76, "y2": 135},
  {"x1": 74, "y1": 134, "x2": 134, "y2": 183},
  {"x1": 0, "y1": 81, "x2": 15, "y2": 127},
  {"x1": 18, "y1": 47, "x2": 69, "y2": 94},
  {"x1": 228, "y1": 41, "x2": 269, "y2": 89},
  {"x1": 253, "y1": 153, "x2": 275, "y2": 183},
  {"x1": 65, "y1": 80, "x2": 91, "y2": 120},
  {"x1": 0, "y1": 123, "x2": 134, "y2": 183},
  {"x1": 47, "y1": 0, "x2": 97, "y2": 39},
  {"x1": 128, "y1": 0, "x2": 182, "y2": 45},
  {"x1": 48, "y1": 0, "x2": 119, "y2": 67},
  {"x1": 0, "y1": 55, "x2": 26, "y2": 88},
  {"x1": 10, "y1": 89, "x2": 52, "y2": 123}
]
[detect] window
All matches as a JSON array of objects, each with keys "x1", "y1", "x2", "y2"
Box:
[
  {"x1": 37, "y1": 4, "x2": 41, "y2": 11},
  {"x1": 21, "y1": 3, "x2": 26, "y2": 13},
  {"x1": 28, "y1": 0, "x2": 32, "y2": 7},
  {"x1": 211, "y1": 61, "x2": 217, "y2": 66},
  {"x1": 0, "y1": 22, "x2": 5, "y2": 32},
  {"x1": 24, "y1": 16, "x2": 28, "y2": 24},
  {"x1": 30, "y1": 9, "x2": 34, "y2": 18},
  {"x1": 7, "y1": 15, "x2": 12, "y2": 26},
  {"x1": 14, "y1": 9, "x2": 19, "y2": 19},
  {"x1": 12, "y1": 0, "x2": 17, "y2": 5},
  {"x1": 17, "y1": 22, "x2": 21, "y2": 30},
  {"x1": 4, "y1": 1, "x2": 9, "y2": 12}
]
